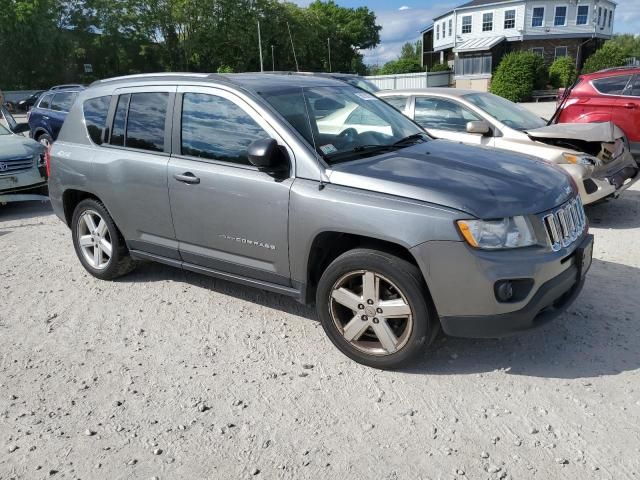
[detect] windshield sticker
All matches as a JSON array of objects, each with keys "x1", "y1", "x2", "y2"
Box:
[
  {"x1": 355, "y1": 92, "x2": 376, "y2": 101},
  {"x1": 320, "y1": 144, "x2": 338, "y2": 155}
]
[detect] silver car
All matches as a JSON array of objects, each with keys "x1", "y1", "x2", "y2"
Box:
[
  {"x1": 378, "y1": 88, "x2": 639, "y2": 205},
  {"x1": 48, "y1": 74, "x2": 593, "y2": 369}
]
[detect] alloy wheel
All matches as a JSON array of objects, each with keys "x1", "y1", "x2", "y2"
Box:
[
  {"x1": 77, "y1": 210, "x2": 112, "y2": 270},
  {"x1": 329, "y1": 270, "x2": 414, "y2": 356}
]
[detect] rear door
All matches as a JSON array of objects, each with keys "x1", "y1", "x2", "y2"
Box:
[
  {"x1": 612, "y1": 75, "x2": 640, "y2": 150},
  {"x1": 91, "y1": 86, "x2": 179, "y2": 260},
  {"x1": 411, "y1": 96, "x2": 493, "y2": 146},
  {"x1": 29, "y1": 93, "x2": 54, "y2": 137},
  {"x1": 167, "y1": 86, "x2": 293, "y2": 285},
  {"x1": 588, "y1": 74, "x2": 633, "y2": 126}
]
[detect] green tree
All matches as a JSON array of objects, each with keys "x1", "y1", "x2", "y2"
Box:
[
  {"x1": 490, "y1": 51, "x2": 547, "y2": 102},
  {"x1": 548, "y1": 56, "x2": 576, "y2": 88},
  {"x1": 378, "y1": 58, "x2": 423, "y2": 75},
  {"x1": 582, "y1": 41, "x2": 628, "y2": 73},
  {"x1": 610, "y1": 34, "x2": 640, "y2": 58}
]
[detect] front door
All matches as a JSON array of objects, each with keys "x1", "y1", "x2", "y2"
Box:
[
  {"x1": 167, "y1": 87, "x2": 293, "y2": 285},
  {"x1": 412, "y1": 96, "x2": 494, "y2": 147}
]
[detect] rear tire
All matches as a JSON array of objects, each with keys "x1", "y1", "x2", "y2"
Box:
[
  {"x1": 71, "y1": 199, "x2": 135, "y2": 280},
  {"x1": 316, "y1": 248, "x2": 435, "y2": 369},
  {"x1": 37, "y1": 133, "x2": 53, "y2": 148}
]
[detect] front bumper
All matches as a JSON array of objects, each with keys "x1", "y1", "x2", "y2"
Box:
[{"x1": 410, "y1": 234, "x2": 593, "y2": 338}]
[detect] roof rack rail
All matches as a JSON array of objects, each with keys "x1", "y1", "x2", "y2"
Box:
[
  {"x1": 596, "y1": 66, "x2": 637, "y2": 73},
  {"x1": 90, "y1": 72, "x2": 215, "y2": 87}
]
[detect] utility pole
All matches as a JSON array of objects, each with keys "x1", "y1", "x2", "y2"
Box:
[
  {"x1": 327, "y1": 37, "x2": 332, "y2": 72},
  {"x1": 287, "y1": 22, "x2": 299, "y2": 72},
  {"x1": 271, "y1": 45, "x2": 275, "y2": 71},
  {"x1": 251, "y1": 0, "x2": 264, "y2": 72}
]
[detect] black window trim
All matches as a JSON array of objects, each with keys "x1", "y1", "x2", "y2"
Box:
[
  {"x1": 82, "y1": 94, "x2": 113, "y2": 146},
  {"x1": 102, "y1": 87, "x2": 175, "y2": 156}
]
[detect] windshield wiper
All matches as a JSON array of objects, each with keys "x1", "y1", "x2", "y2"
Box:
[
  {"x1": 392, "y1": 133, "x2": 428, "y2": 147},
  {"x1": 325, "y1": 144, "x2": 395, "y2": 163}
]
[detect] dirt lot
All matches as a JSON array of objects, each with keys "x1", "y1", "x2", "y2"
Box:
[{"x1": 1, "y1": 185, "x2": 639, "y2": 480}]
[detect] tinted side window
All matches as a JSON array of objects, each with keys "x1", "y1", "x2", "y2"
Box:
[
  {"x1": 39, "y1": 94, "x2": 53, "y2": 109},
  {"x1": 383, "y1": 96, "x2": 408, "y2": 111},
  {"x1": 181, "y1": 93, "x2": 268, "y2": 165},
  {"x1": 50, "y1": 92, "x2": 77, "y2": 112},
  {"x1": 125, "y1": 93, "x2": 168, "y2": 152},
  {"x1": 632, "y1": 76, "x2": 640, "y2": 97},
  {"x1": 592, "y1": 75, "x2": 632, "y2": 95},
  {"x1": 83, "y1": 96, "x2": 111, "y2": 145},
  {"x1": 415, "y1": 97, "x2": 480, "y2": 132},
  {"x1": 110, "y1": 94, "x2": 130, "y2": 147}
]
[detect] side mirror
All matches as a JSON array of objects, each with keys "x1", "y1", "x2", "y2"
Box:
[
  {"x1": 12, "y1": 122, "x2": 30, "y2": 134},
  {"x1": 247, "y1": 138, "x2": 287, "y2": 172},
  {"x1": 466, "y1": 120, "x2": 491, "y2": 135}
]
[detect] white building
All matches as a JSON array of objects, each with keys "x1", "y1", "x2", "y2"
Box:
[{"x1": 421, "y1": 0, "x2": 616, "y2": 90}]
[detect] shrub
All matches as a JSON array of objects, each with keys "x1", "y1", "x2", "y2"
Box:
[
  {"x1": 549, "y1": 57, "x2": 576, "y2": 88},
  {"x1": 378, "y1": 58, "x2": 424, "y2": 75},
  {"x1": 217, "y1": 65, "x2": 234, "y2": 73},
  {"x1": 430, "y1": 62, "x2": 450, "y2": 72},
  {"x1": 582, "y1": 42, "x2": 628, "y2": 73},
  {"x1": 490, "y1": 51, "x2": 547, "y2": 102}
]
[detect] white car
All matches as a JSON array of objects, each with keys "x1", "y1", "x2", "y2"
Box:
[{"x1": 378, "y1": 88, "x2": 639, "y2": 205}]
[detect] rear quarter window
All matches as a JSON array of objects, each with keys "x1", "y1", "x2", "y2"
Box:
[
  {"x1": 50, "y1": 92, "x2": 78, "y2": 112},
  {"x1": 83, "y1": 96, "x2": 111, "y2": 145},
  {"x1": 38, "y1": 94, "x2": 53, "y2": 109},
  {"x1": 592, "y1": 75, "x2": 632, "y2": 95}
]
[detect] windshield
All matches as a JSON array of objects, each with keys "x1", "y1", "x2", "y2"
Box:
[
  {"x1": 463, "y1": 92, "x2": 547, "y2": 131},
  {"x1": 260, "y1": 85, "x2": 427, "y2": 164},
  {"x1": 0, "y1": 123, "x2": 10, "y2": 135}
]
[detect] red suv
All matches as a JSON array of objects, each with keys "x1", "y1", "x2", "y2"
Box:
[{"x1": 555, "y1": 67, "x2": 640, "y2": 158}]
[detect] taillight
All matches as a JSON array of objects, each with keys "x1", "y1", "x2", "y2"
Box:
[{"x1": 44, "y1": 146, "x2": 52, "y2": 177}]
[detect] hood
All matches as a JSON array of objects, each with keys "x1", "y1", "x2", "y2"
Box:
[
  {"x1": 0, "y1": 134, "x2": 44, "y2": 159},
  {"x1": 527, "y1": 121, "x2": 624, "y2": 142},
  {"x1": 327, "y1": 139, "x2": 575, "y2": 219}
]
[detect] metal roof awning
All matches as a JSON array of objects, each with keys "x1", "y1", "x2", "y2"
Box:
[{"x1": 454, "y1": 36, "x2": 505, "y2": 53}]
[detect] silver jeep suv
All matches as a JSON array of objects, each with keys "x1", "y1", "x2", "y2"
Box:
[{"x1": 48, "y1": 73, "x2": 593, "y2": 369}]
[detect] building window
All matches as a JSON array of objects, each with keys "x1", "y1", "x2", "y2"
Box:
[
  {"x1": 482, "y1": 12, "x2": 493, "y2": 31},
  {"x1": 462, "y1": 15, "x2": 472, "y2": 33},
  {"x1": 531, "y1": 7, "x2": 544, "y2": 27},
  {"x1": 609, "y1": 10, "x2": 613, "y2": 28},
  {"x1": 602, "y1": 9, "x2": 608, "y2": 29},
  {"x1": 504, "y1": 9, "x2": 516, "y2": 29},
  {"x1": 554, "y1": 6, "x2": 567, "y2": 26},
  {"x1": 531, "y1": 47, "x2": 544, "y2": 56},
  {"x1": 455, "y1": 54, "x2": 492, "y2": 76},
  {"x1": 598, "y1": 6, "x2": 602, "y2": 26},
  {"x1": 442, "y1": 21, "x2": 446, "y2": 37},
  {"x1": 554, "y1": 46, "x2": 568, "y2": 59},
  {"x1": 576, "y1": 5, "x2": 589, "y2": 25},
  {"x1": 449, "y1": 18, "x2": 453, "y2": 36},
  {"x1": 436, "y1": 24, "x2": 439, "y2": 40}
]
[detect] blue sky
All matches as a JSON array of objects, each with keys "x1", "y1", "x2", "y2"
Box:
[{"x1": 295, "y1": 1, "x2": 640, "y2": 65}]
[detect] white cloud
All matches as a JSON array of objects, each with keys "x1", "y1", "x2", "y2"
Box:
[
  {"x1": 614, "y1": 2, "x2": 640, "y2": 33},
  {"x1": 399, "y1": 6, "x2": 410, "y2": 11},
  {"x1": 361, "y1": 4, "x2": 456, "y2": 65}
]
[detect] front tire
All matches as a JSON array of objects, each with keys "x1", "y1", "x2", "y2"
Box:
[
  {"x1": 316, "y1": 248, "x2": 435, "y2": 369},
  {"x1": 71, "y1": 199, "x2": 135, "y2": 280}
]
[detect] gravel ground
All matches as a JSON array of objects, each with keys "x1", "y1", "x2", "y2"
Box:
[{"x1": 1, "y1": 184, "x2": 639, "y2": 480}]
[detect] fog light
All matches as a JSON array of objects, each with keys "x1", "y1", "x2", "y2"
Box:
[{"x1": 495, "y1": 281, "x2": 514, "y2": 302}]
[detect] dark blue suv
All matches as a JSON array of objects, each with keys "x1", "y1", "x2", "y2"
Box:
[{"x1": 28, "y1": 87, "x2": 83, "y2": 147}]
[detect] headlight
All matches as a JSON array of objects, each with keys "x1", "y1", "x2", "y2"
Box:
[
  {"x1": 562, "y1": 152, "x2": 596, "y2": 166},
  {"x1": 457, "y1": 216, "x2": 537, "y2": 250}
]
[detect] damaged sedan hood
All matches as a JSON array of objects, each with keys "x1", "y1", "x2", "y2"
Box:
[
  {"x1": 0, "y1": 134, "x2": 43, "y2": 159},
  {"x1": 327, "y1": 139, "x2": 575, "y2": 219},
  {"x1": 526, "y1": 121, "x2": 624, "y2": 142}
]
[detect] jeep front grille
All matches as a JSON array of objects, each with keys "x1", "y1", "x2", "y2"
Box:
[
  {"x1": 543, "y1": 197, "x2": 586, "y2": 251},
  {"x1": 0, "y1": 156, "x2": 34, "y2": 175}
]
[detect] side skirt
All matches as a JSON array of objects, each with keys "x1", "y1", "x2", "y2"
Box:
[{"x1": 129, "y1": 249, "x2": 304, "y2": 302}]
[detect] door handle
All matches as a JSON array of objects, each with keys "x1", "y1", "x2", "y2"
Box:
[
  {"x1": 623, "y1": 103, "x2": 637, "y2": 109},
  {"x1": 173, "y1": 172, "x2": 200, "y2": 184},
  {"x1": 42, "y1": 115, "x2": 49, "y2": 120}
]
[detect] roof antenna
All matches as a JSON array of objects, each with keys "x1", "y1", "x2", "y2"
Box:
[{"x1": 287, "y1": 22, "x2": 300, "y2": 72}]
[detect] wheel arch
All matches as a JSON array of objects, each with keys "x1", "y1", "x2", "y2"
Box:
[
  {"x1": 62, "y1": 189, "x2": 101, "y2": 227},
  {"x1": 303, "y1": 231, "x2": 428, "y2": 305}
]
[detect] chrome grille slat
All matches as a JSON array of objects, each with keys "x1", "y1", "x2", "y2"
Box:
[
  {"x1": 542, "y1": 198, "x2": 586, "y2": 251},
  {"x1": 0, "y1": 156, "x2": 34, "y2": 175}
]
